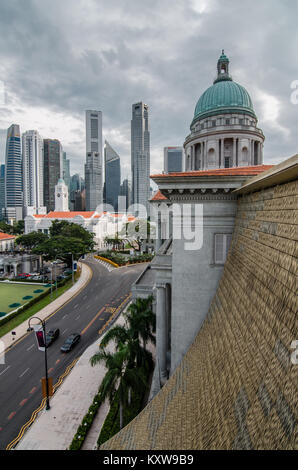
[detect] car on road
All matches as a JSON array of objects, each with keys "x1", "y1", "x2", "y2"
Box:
[
  {"x1": 60, "y1": 333, "x2": 81, "y2": 352},
  {"x1": 45, "y1": 328, "x2": 60, "y2": 347}
]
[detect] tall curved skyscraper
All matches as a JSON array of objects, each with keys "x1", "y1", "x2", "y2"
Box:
[{"x1": 4, "y1": 124, "x2": 23, "y2": 221}]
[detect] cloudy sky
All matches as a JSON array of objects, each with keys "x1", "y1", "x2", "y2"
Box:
[{"x1": 0, "y1": 0, "x2": 297, "y2": 180}]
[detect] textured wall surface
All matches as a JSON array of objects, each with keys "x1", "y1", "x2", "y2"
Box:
[{"x1": 101, "y1": 179, "x2": 297, "y2": 450}]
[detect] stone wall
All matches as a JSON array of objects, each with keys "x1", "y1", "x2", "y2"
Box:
[{"x1": 100, "y1": 178, "x2": 297, "y2": 450}]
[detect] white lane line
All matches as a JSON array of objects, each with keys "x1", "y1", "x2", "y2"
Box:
[
  {"x1": 26, "y1": 344, "x2": 34, "y2": 351},
  {"x1": 19, "y1": 368, "x2": 30, "y2": 378},
  {"x1": 63, "y1": 314, "x2": 67, "y2": 319},
  {"x1": 74, "y1": 304, "x2": 78, "y2": 309},
  {"x1": 62, "y1": 329, "x2": 68, "y2": 334},
  {"x1": 75, "y1": 315, "x2": 80, "y2": 320},
  {"x1": 0, "y1": 366, "x2": 11, "y2": 376}
]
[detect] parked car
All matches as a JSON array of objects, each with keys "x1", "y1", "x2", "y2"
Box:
[
  {"x1": 60, "y1": 333, "x2": 81, "y2": 352},
  {"x1": 45, "y1": 328, "x2": 60, "y2": 347},
  {"x1": 17, "y1": 273, "x2": 31, "y2": 279}
]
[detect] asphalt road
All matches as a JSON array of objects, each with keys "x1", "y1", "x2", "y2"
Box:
[{"x1": 0, "y1": 257, "x2": 146, "y2": 450}]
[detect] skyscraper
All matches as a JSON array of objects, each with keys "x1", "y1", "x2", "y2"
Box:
[
  {"x1": 22, "y1": 130, "x2": 44, "y2": 211},
  {"x1": 119, "y1": 178, "x2": 131, "y2": 212},
  {"x1": 131, "y1": 102, "x2": 150, "y2": 214},
  {"x1": 164, "y1": 147, "x2": 183, "y2": 173},
  {"x1": 85, "y1": 110, "x2": 103, "y2": 210},
  {"x1": 0, "y1": 164, "x2": 5, "y2": 220},
  {"x1": 62, "y1": 151, "x2": 71, "y2": 189},
  {"x1": 104, "y1": 140, "x2": 121, "y2": 211},
  {"x1": 4, "y1": 124, "x2": 23, "y2": 221},
  {"x1": 43, "y1": 139, "x2": 63, "y2": 211}
]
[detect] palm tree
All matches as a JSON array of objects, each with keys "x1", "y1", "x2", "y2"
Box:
[
  {"x1": 100, "y1": 323, "x2": 153, "y2": 372},
  {"x1": 125, "y1": 296, "x2": 156, "y2": 350},
  {"x1": 90, "y1": 343, "x2": 147, "y2": 429}
]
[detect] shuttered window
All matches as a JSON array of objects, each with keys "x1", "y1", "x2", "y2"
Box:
[{"x1": 214, "y1": 234, "x2": 232, "y2": 264}]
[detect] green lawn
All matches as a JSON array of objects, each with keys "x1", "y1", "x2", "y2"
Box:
[{"x1": 0, "y1": 283, "x2": 48, "y2": 317}]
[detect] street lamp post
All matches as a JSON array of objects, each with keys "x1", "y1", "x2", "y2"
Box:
[{"x1": 28, "y1": 316, "x2": 50, "y2": 410}]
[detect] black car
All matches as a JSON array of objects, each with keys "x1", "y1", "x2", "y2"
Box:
[
  {"x1": 45, "y1": 328, "x2": 60, "y2": 347},
  {"x1": 60, "y1": 333, "x2": 81, "y2": 352}
]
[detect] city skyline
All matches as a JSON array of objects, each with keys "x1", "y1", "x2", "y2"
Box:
[{"x1": 0, "y1": 0, "x2": 297, "y2": 179}]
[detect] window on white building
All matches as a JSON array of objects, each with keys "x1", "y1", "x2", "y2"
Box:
[{"x1": 214, "y1": 233, "x2": 232, "y2": 264}]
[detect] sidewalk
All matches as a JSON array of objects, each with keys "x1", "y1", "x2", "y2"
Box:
[
  {"x1": 1, "y1": 262, "x2": 92, "y2": 353},
  {"x1": 16, "y1": 304, "x2": 156, "y2": 450},
  {"x1": 16, "y1": 309, "x2": 127, "y2": 450}
]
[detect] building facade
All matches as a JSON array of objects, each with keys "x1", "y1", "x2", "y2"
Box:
[
  {"x1": 0, "y1": 164, "x2": 5, "y2": 220},
  {"x1": 22, "y1": 130, "x2": 44, "y2": 212},
  {"x1": 104, "y1": 140, "x2": 121, "y2": 211},
  {"x1": 184, "y1": 52, "x2": 265, "y2": 171},
  {"x1": 164, "y1": 147, "x2": 183, "y2": 173},
  {"x1": 85, "y1": 110, "x2": 103, "y2": 210},
  {"x1": 132, "y1": 52, "x2": 270, "y2": 397},
  {"x1": 4, "y1": 124, "x2": 23, "y2": 222},
  {"x1": 131, "y1": 102, "x2": 150, "y2": 214},
  {"x1": 43, "y1": 139, "x2": 63, "y2": 212}
]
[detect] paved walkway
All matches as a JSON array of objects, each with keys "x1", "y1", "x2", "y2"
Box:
[
  {"x1": 16, "y1": 308, "x2": 127, "y2": 450},
  {"x1": 1, "y1": 262, "x2": 92, "y2": 353},
  {"x1": 16, "y1": 301, "x2": 156, "y2": 450}
]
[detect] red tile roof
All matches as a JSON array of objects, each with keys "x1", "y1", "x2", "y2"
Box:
[
  {"x1": 0, "y1": 232, "x2": 16, "y2": 240},
  {"x1": 151, "y1": 165, "x2": 274, "y2": 178},
  {"x1": 150, "y1": 190, "x2": 169, "y2": 201},
  {"x1": 41, "y1": 211, "x2": 96, "y2": 219}
]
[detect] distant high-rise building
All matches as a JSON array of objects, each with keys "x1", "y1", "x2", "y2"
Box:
[
  {"x1": 164, "y1": 147, "x2": 183, "y2": 173},
  {"x1": 0, "y1": 164, "x2": 5, "y2": 220},
  {"x1": 85, "y1": 110, "x2": 103, "y2": 210},
  {"x1": 69, "y1": 173, "x2": 83, "y2": 210},
  {"x1": 43, "y1": 139, "x2": 63, "y2": 211},
  {"x1": 22, "y1": 130, "x2": 44, "y2": 211},
  {"x1": 62, "y1": 151, "x2": 71, "y2": 189},
  {"x1": 74, "y1": 189, "x2": 86, "y2": 211},
  {"x1": 104, "y1": 140, "x2": 121, "y2": 211},
  {"x1": 119, "y1": 178, "x2": 131, "y2": 212},
  {"x1": 131, "y1": 102, "x2": 150, "y2": 214},
  {"x1": 4, "y1": 124, "x2": 23, "y2": 222}
]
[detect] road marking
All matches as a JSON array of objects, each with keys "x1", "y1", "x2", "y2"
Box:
[
  {"x1": 75, "y1": 315, "x2": 80, "y2": 320},
  {"x1": 29, "y1": 387, "x2": 37, "y2": 394},
  {"x1": 48, "y1": 367, "x2": 54, "y2": 374},
  {"x1": 74, "y1": 304, "x2": 78, "y2": 309},
  {"x1": 26, "y1": 344, "x2": 34, "y2": 351},
  {"x1": 55, "y1": 359, "x2": 60, "y2": 365},
  {"x1": 62, "y1": 314, "x2": 67, "y2": 319},
  {"x1": 7, "y1": 412, "x2": 16, "y2": 420},
  {"x1": 81, "y1": 307, "x2": 105, "y2": 335},
  {"x1": 19, "y1": 368, "x2": 30, "y2": 378},
  {"x1": 0, "y1": 366, "x2": 10, "y2": 376},
  {"x1": 19, "y1": 399, "x2": 28, "y2": 407},
  {"x1": 62, "y1": 329, "x2": 68, "y2": 334}
]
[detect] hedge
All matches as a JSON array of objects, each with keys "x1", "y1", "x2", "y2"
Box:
[{"x1": 69, "y1": 392, "x2": 104, "y2": 450}]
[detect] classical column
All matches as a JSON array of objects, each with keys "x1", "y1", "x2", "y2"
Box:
[
  {"x1": 232, "y1": 138, "x2": 236, "y2": 167},
  {"x1": 220, "y1": 139, "x2": 225, "y2": 168},
  {"x1": 156, "y1": 211, "x2": 162, "y2": 252},
  {"x1": 217, "y1": 139, "x2": 220, "y2": 168},
  {"x1": 156, "y1": 283, "x2": 167, "y2": 385},
  {"x1": 258, "y1": 141, "x2": 262, "y2": 164}
]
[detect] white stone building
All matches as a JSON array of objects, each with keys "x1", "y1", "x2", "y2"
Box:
[
  {"x1": 184, "y1": 51, "x2": 265, "y2": 171},
  {"x1": 132, "y1": 52, "x2": 273, "y2": 398}
]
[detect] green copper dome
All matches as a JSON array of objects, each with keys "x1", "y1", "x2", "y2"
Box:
[{"x1": 192, "y1": 52, "x2": 256, "y2": 124}]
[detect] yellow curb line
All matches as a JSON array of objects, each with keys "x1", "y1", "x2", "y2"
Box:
[{"x1": 6, "y1": 358, "x2": 79, "y2": 450}]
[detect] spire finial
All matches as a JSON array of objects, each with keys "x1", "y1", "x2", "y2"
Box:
[{"x1": 222, "y1": 49, "x2": 224, "y2": 55}]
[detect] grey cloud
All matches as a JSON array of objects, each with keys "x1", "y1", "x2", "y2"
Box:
[{"x1": 0, "y1": 0, "x2": 297, "y2": 176}]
